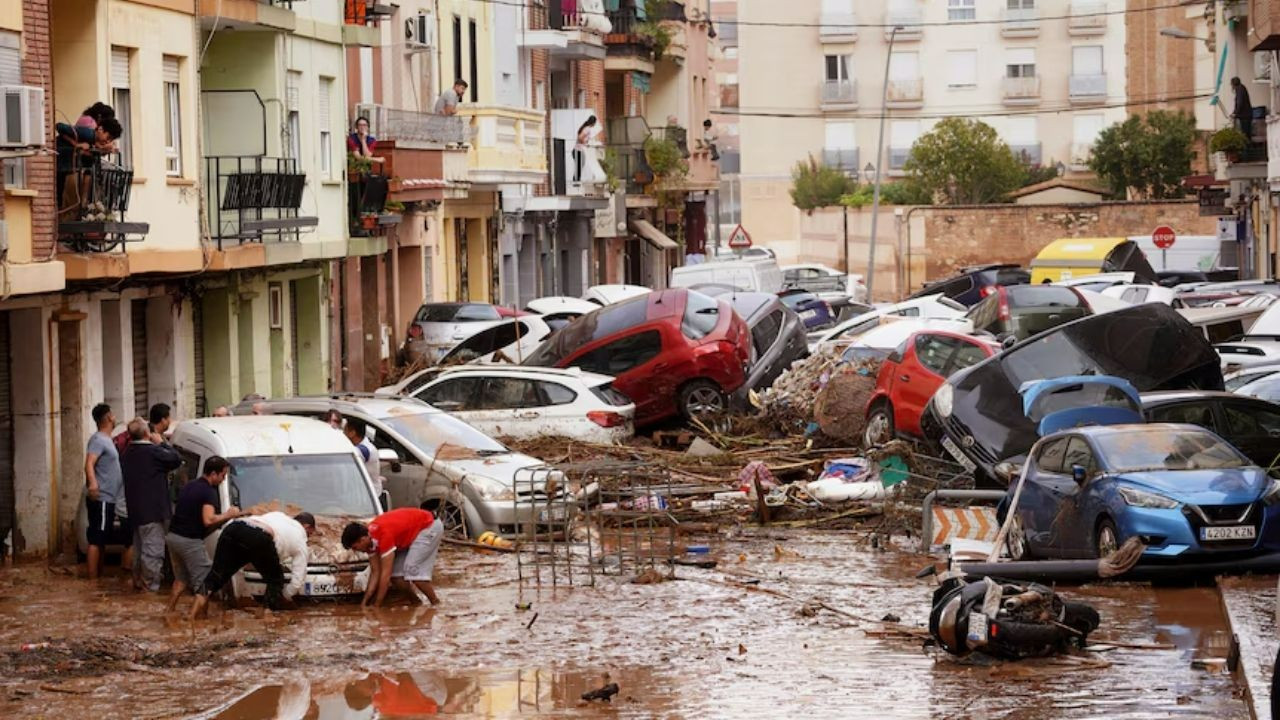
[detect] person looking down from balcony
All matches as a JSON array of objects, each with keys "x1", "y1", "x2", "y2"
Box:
[
  {"x1": 75, "y1": 102, "x2": 115, "y2": 131},
  {"x1": 574, "y1": 116, "x2": 606, "y2": 186},
  {"x1": 1231, "y1": 77, "x2": 1253, "y2": 140},
  {"x1": 347, "y1": 116, "x2": 384, "y2": 164},
  {"x1": 434, "y1": 79, "x2": 468, "y2": 116},
  {"x1": 56, "y1": 116, "x2": 123, "y2": 208},
  {"x1": 702, "y1": 119, "x2": 720, "y2": 161}
]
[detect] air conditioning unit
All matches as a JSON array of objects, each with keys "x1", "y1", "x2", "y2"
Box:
[
  {"x1": 355, "y1": 103, "x2": 387, "y2": 137},
  {"x1": 405, "y1": 13, "x2": 435, "y2": 50},
  {"x1": 0, "y1": 86, "x2": 45, "y2": 149}
]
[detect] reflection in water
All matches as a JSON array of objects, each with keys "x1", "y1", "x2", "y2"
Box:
[{"x1": 210, "y1": 668, "x2": 612, "y2": 719}]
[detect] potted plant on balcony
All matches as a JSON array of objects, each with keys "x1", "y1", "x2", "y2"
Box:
[
  {"x1": 348, "y1": 152, "x2": 373, "y2": 182},
  {"x1": 636, "y1": 0, "x2": 675, "y2": 60},
  {"x1": 1210, "y1": 126, "x2": 1248, "y2": 162}
]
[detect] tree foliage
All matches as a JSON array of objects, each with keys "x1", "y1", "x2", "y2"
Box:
[
  {"x1": 902, "y1": 118, "x2": 1026, "y2": 204},
  {"x1": 789, "y1": 155, "x2": 858, "y2": 211},
  {"x1": 840, "y1": 181, "x2": 930, "y2": 208},
  {"x1": 1088, "y1": 110, "x2": 1195, "y2": 200}
]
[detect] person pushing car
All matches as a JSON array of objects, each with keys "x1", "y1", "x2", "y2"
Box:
[{"x1": 342, "y1": 508, "x2": 443, "y2": 608}]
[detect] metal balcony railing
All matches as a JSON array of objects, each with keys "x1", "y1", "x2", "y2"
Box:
[
  {"x1": 822, "y1": 148, "x2": 859, "y2": 171},
  {"x1": 1010, "y1": 143, "x2": 1042, "y2": 165},
  {"x1": 1002, "y1": 76, "x2": 1041, "y2": 102},
  {"x1": 57, "y1": 159, "x2": 149, "y2": 252},
  {"x1": 822, "y1": 80, "x2": 857, "y2": 106},
  {"x1": 204, "y1": 156, "x2": 317, "y2": 248},
  {"x1": 1069, "y1": 73, "x2": 1107, "y2": 100},
  {"x1": 1001, "y1": 7, "x2": 1039, "y2": 35}
]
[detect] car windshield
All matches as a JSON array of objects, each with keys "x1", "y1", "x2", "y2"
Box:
[
  {"x1": 1094, "y1": 429, "x2": 1249, "y2": 472},
  {"x1": 229, "y1": 454, "x2": 379, "y2": 517},
  {"x1": 381, "y1": 411, "x2": 509, "y2": 456}
]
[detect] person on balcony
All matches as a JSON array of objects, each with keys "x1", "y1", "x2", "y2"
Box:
[
  {"x1": 701, "y1": 119, "x2": 720, "y2": 161},
  {"x1": 574, "y1": 115, "x2": 606, "y2": 187},
  {"x1": 1231, "y1": 77, "x2": 1253, "y2": 140},
  {"x1": 433, "y1": 79, "x2": 468, "y2": 116},
  {"x1": 347, "y1": 116, "x2": 384, "y2": 164},
  {"x1": 56, "y1": 116, "x2": 122, "y2": 210}
]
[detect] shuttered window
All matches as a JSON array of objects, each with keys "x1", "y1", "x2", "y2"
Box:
[
  {"x1": 286, "y1": 71, "x2": 301, "y2": 162},
  {"x1": 111, "y1": 47, "x2": 133, "y2": 169},
  {"x1": 0, "y1": 32, "x2": 21, "y2": 86},
  {"x1": 192, "y1": 300, "x2": 206, "y2": 418},
  {"x1": 318, "y1": 77, "x2": 333, "y2": 178},
  {"x1": 132, "y1": 300, "x2": 149, "y2": 418},
  {"x1": 110, "y1": 48, "x2": 130, "y2": 88},
  {"x1": 163, "y1": 56, "x2": 182, "y2": 175}
]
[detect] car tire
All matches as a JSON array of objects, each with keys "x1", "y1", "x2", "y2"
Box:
[
  {"x1": 1005, "y1": 514, "x2": 1032, "y2": 561},
  {"x1": 864, "y1": 402, "x2": 894, "y2": 447},
  {"x1": 1094, "y1": 518, "x2": 1120, "y2": 559},
  {"x1": 678, "y1": 379, "x2": 727, "y2": 421},
  {"x1": 423, "y1": 496, "x2": 484, "y2": 540}
]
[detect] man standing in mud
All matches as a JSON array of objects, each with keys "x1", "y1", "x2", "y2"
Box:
[
  {"x1": 121, "y1": 417, "x2": 182, "y2": 592},
  {"x1": 190, "y1": 511, "x2": 316, "y2": 618},
  {"x1": 341, "y1": 508, "x2": 443, "y2": 608},
  {"x1": 165, "y1": 456, "x2": 240, "y2": 612},
  {"x1": 84, "y1": 403, "x2": 129, "y2": 580}
]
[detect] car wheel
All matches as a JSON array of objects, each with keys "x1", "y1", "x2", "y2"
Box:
[
  {"x1": 422, "y1": 497, "x2": 482, "y2": 540},
  {"x1": 679, "y1": 380, "x2": 726, "y2": 420},
  {"x1": 1005, "y1": 515, "x2": 1031, "y2": 561},
  {"x1": 864, "y1": 402, "x2": 894, "y2": 447},
  {"x1": 1095, "y1": 519, "x2": 1120, "y2": 559}
]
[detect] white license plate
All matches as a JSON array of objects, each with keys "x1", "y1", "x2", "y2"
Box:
[
  {"x1": 1200, "y1": 525, "x2": 1256, "y2": 541},
  {"x1": 966, "y1": 611, "x2": 989, "y2": 645},
  {"x1": 304, "y1": 581, "x2": 340, "y2": 596},
  {"x1": 539, "y1": 506, "x2": 569, "y2": 522},
  {"x1": 941, "y1": 436, "x2": 978, "y2": 473},
  {"x1": 800, "y1": 309, "x2": 818, "y2": 319}
]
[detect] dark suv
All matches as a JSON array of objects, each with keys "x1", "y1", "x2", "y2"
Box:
[
  {"x1": 907, "y1": 264, "x2": 1030, "y2": 307},
  {"x1": 966, "y1": 285, "x2": 1092, "y2": 342}
]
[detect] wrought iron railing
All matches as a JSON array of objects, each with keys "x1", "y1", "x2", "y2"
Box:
[
  {"x1": 57, "y1": 158, "x2": 148, "y2": 252},
  {"x1": 204, "y1": 156, "x2": 316, "y2": 248}
]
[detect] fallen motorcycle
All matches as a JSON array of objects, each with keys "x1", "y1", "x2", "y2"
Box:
[{"x1": 928, "y1": 575, "x2": 1100, "y2": 659}]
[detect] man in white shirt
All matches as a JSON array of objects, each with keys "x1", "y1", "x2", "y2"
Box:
[
  {"x1": 343, "y1": 416, "x2": 384, "y2": 502},
  {"x1": 190, "y1": 511, "x2": 315, "y2": 618}
]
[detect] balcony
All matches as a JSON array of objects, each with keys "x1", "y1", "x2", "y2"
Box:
[
  {"x1": 1001, "y1": 7, "x2": 1039, "y2": 37},
  {"x1": 456, "y1": 105, "x2": 547, "y2": 186},
  {"x1": 550, "y1": 108, "x2": 609, "y2": 203},
  {"x1": 819, "y1": 13, "x2": 858, "y2": 42},
  {"x1": 342, "y1": 0, "x2": 392, "y2": 46},
  {"x1": 367, "y1": 140, "x2": 470, "y2": 204},
  {"x1": 885, "y1": 8, "x2": 923, "y2": 40},
  {"x1": 886, "y1": 78, "x2": 923, "y2": 109},
  {"x1": 203, "y1": 156, "x2": 317, "y2": 249},
  {"x1": 605, "y1": 4, "x2": 656, "y2": 64},
  {"x1": 1009, "y1": 143, "x2": 1042, "y2": 166},
  {"x1": 57, "y1": 162, "x2": 150, "y2": 253},
  {"x1": 888, "y1": 146, "x2": 912, "y2": 172},
  {"x1": 1068, "y1": 1, "x2": 1107, "y2": 36},
  {"x1": 520, "y1": 0, "x2": 609, "y2": 60},
  {"x1": 1002, "y1": 76, "x2": 1041, "y2": 106},
  {"x1": 822, "y1": 148, "x2": 859, "y2": 172},
  {"x1": 1068, "y1": 73, "x2": 1107, "y2": 103},
  {"x1": 606, "y1": 115, "x2": 654, "y2": 196},
  {"x1": 361, "y1": 105, "x2": 470, "y2": 146},
  {"x1": 197, "y1": 0, "x2": 297, "y2": 32},
  {"x1": 821, "y1": 80, "x2": 858, "y2": 109}
]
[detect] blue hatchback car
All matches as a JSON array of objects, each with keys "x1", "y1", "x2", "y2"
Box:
[{"x1": 1001, "y1": 423, "x2": 1280, "y2": 561}]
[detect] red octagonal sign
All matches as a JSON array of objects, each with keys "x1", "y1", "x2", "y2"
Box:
[{"x1": 1152, "y1": 225, "x2": 1176, "y2": 250}]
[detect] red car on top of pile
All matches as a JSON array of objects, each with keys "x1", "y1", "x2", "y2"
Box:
[{"x1": 525, "y1": 289, "x2": 752, "y2": 427}]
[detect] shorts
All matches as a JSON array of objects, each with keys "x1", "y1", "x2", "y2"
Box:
[
  {"x1": 166, "y1": 532, "x2": 212, "y2": 589},
  {"x1": 391, "y1": 521, "x2": 444, "y2": 582},
  {"x1": 86, "y1": 498, "x2": 133, "y2": 548}
]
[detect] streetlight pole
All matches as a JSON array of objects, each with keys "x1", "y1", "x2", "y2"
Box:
[{"x1": 866, "y1": 25, "x2": 901, "y2": 302}]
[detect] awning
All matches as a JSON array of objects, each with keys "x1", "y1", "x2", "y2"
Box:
[{"x1": 630, "y1": 219, "x2": 678, "y2": 250}]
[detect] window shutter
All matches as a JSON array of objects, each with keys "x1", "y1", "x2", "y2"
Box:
[
  {"x1": 0, "y1": 32, "x2": 20, "y2": 87},
  {"x1": 286, "y1": 73, "x2": 300, "y2": 111},
  {"x1": 318, "y1": 78, "x2": 331, "y2": 126},
  {"x1": 111, "y1": 48, "x2": 130, "y2": 88},
  {"x1": 162, "y1": 56, "x2": 180, "y2": 84}
]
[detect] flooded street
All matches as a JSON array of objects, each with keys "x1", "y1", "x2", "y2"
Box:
[{"x1": 0, "y1": 530, "x2": 1253, "y2": 719}]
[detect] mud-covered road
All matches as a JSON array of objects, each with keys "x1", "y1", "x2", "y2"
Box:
[{"x1": 0, "y1": 531, "x2": 1255, "y2": 719}]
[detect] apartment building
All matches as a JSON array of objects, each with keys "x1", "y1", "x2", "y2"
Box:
[
  {"x1": 711, "y1": 0, "x2": 740, "y2": 236},
  {"x1": 738, "y1": 0, "x2": 1127, "y2": 267}
]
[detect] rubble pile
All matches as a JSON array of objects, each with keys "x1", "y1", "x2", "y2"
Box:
[
  {"x1": 813, "y1": 357, "x2": 882, "y2": 443},
  {"x1": 756, "y1": 346, "x2": 846, "y2": 433},
  {"x1": 757, "y1": 345, "x2": 881, "y2": 440}
]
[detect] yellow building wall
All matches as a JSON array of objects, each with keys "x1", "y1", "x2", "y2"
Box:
[
  {"x1": 442, "y1": 191, "x2": 495, "y2": 302},
  {"x1": 434, "y1": 0, "x2": 493, "y2": 104},
  {"x1": 0, "y1": 2, "x2": 21, "y2": 31}
]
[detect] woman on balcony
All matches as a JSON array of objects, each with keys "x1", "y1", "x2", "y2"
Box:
[
  {"x1": 348, "y1": 117, "x2": 384, "y2": 164},
  {"x1": 574, "y1": 115, "x2": 606, "y2": 188}
]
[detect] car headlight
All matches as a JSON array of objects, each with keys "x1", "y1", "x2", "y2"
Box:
[
  {"x1": 1117, "y1": 486, "x2": 1179, "y2": 509},
  {"x1": 933, "y1": 383, "x2": 954, "y2": 419},
  {"x1": 1263, "y1": 480, "x2": 1280, "y2": 506},
  {"x1": 467, "y1": 475, "x2": 516, "y2": 502}
]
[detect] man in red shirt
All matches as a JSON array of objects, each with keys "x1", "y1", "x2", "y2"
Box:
[{"x1": 342, "y1": 508, "x2": 442, "y2": 607}]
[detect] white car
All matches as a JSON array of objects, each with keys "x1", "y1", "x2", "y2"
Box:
[
  {"x1": 1225, "y1": 362, "x2": 1280, "y2": 392},
  {"x1": 1052, "y1": 272, "x2": 1137, "y2": 292},
  {"x1": 582, "y1": 284, "x2": 651, "y2": 306},
  {"x1": 810, "y1": 294, "x2": 968, "y2": 349},
  {"x1": 1074, "y1": 288, "x2": 1133, "y2": 315},
  {"x1": 782, "y1": 263, "x2": 867, "y2": 302},
  {"x1": 1100, "y1": 283, "x2": 1179, "y2": 306},
  {"x1": 406, "y1": 366, "x2": 635, "y2": 443},
  {"x1": 525, "y1": 296, "x2": 600, "y2": 330},
  {"x1": 838, "y1": 318, "x2": 979, "y2": 362},
  {"x1": 439, "y1": 316, "x2": 553, "y2": 365},
  {"x1": 1216, "y1": 340, "x2": 1280, "y2": 373},
  {"x1": 1233, "y1": 373, "x2": 1280, "y2": 402}
]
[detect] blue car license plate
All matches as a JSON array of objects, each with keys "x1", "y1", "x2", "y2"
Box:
[{"x1": 1200, "y1": 525, "x2": 1256, "y2": 541}]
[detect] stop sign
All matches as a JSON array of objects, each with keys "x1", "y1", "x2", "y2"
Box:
[{"x1": 1152, "y1": 225, "x2": 1176, "y2": 250}]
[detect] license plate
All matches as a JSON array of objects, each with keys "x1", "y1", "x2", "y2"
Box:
[
  {"x1": 303, "y1": 581, "x2": 339, "y2": 596},
  {"x1": 966, "y1": 611, "x2": 989, "y2": 646},
  {"x1": 539, "y1": 506, "x2": 569, "y2": 522},
  {"x1": 800, "y1": 309, "x2": 818, "y2": 319},
  {"x1": 941, "y1": 436, "x2": 978, "y2": 473},
  {"x1": 1200, "y1": 525, "x2": 1256, "y2": 541}
]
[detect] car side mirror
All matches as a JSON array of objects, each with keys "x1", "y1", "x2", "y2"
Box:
[
  {"x1": 377, "y1": 447, "x2": 402, "y2": 473},
  {"x1": 1071, "y1": 464, "x2": 1088, "y2": 484},
  {"x1": 994, "y1": 461, "x2": 1022, "y2": 485}
]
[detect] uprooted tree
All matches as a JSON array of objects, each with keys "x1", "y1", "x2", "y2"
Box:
[
  {"x1": 1088, "y1": 110, "x2": 1195, "y2": 200},
  {"x1": 789, "y1": 155, "x2": 858, "y2": 211},
  {"x1": 902, "y1": 118, "x2": 1026, "y2": 205}
]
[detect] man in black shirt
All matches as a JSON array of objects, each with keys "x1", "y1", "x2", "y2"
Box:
[
  {"x1": 166, "y1": 456, "x2": 240, "y2": 612},
  {"x1": 1232, "y1": 76, "x2": 1253, "y2": 139},
  {"x1": 121, "y1": 416, "x2": 181, "y2": 592}
]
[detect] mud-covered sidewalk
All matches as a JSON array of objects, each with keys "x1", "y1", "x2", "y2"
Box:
[{"x1": 0, "y1": 531, "x2": 1250, "y2": 719}]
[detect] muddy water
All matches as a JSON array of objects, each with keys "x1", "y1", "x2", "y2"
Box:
[{"x1": 0, "y1": 531, "x2": 1252, "y2": 719}]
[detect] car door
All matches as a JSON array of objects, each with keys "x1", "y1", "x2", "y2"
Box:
[
  {"x1": 1058, "y1": 436, "x2": 1098, "y2": 557},
  {"x1": 364, "y1": 421, "x2": 434, "y2": 511},
  {"x1": 467, "y1": 377, "x2": 545, "y2": 438},
  {"x1": 535, "y1": 380, "x2": 588, "y2": 437},
  {"x1": 1216, "y1": 399, "x2": 1280, "y2": 475},
  {"x1": 1019, "y1": 437, "x2": 1073, "y2": 557},
  {"x1": 572, "y1": 329, "x2": 666, "y2": 421},
  {"x1": 894, "y1": 334, "x2": 957, "y2": 434}
]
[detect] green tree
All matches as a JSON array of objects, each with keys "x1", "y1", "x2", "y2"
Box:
[
  {"x1": 840, "y1": 181, "x2": 931, "y2": 208},
  {"x1": 1088, "y1": 110, "x2": 1195, "y2": 200},
  {"x1": 789, "y1": 156, "x2": 858, "y2": 211},
  {"x1": 902, "y1": 118, "x2": 1026, "y2": 204}
]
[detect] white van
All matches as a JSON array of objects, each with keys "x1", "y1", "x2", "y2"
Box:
[
  {"x1": 170, "y1": 416, "x2": 381, "y2": 600},
  {"x1": 670, "y1": 257, "x2": 784, "y2": 293},
  {"x1": 1128, "y1": 234, "x2": 1223, "y2": 273}
]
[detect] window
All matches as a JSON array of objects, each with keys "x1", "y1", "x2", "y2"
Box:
[
  {"x1": 574, "y1": 330, "x2": 663, "y2": 376},
  {"x1": 1008, "y1": 0, "x2": 1035, "y2": 7},
  {"x1": 824, "y1": 55, "x2": 852, "y2": 82},
  {"x1": 948, "y1": 0, "x2": 976, "y2": 21},
  {"x1": 1004, "y1": 117, "x2": 1037, "y2": 147},
  {"x1": 2, "y1": 159, "x2": 23, "y2": 188},
  {"x1": 1072, "y1": 113, "x2": 1105, "y2": 146},
  {"x1": 1006, "y1": 48, "x2": 1035, "y2": 78},
  {"x1": 1147, "y1": 402, "x2": 1216, "y2": 430},
  {"x1": 1063, "y1": 437, "x2": 1096, "y2": 476},
  {"x1": 110, "y1": 47, "x2": 133, "y2": 169},
  {"x1": 682, "y1": 292, "x2": 721, "y2": 339},
  {"x1": 163, "y1": 56, "x2": 183, "y2": 176},
  {"x1": 417, "y1": 377, "x2": 482, "y2": 410},
  {"x1": 1222, "y1": 402, "x2": 1280, "y2": 436},
  {"x1": 176, "y1": 448, "x2": 203, "y2": 485},
  {"x1": 947, "y1": 50, "x2": 977, "y2": 88},
  {"x1": 822, "y1": 0, "x2": 853, "y2": 12},
  {"x1": 319, "y1": 77, "x2": 334, "y2": 179},
  {"x1": 468, "y1": 18, "x2": 479, "y2": 102},
  {"x1": 1072, "y1": 45, "x2": 1104, "y2": 76},
  {"x1": 824, "y1": 121, "x2": 856, "y2": 150},
  {"x1": 950, "y1": 341, "x2": 989, "y2": 373},
  {"x1": 286, "y1": 71, "x2": 302, "y2": 163},
  {"x1": 539, "y1": 382, "x2": 578, "y2": 406},
  {"x1": 914, "y1": 335, "x2": 956, "y2": 376},
  {"x1": 1035, "y1": 437, "x2": 1069, "y2": 473},
  {"x1": 452, "y1": 15, "x2": 463, "y2": 92},
  {"x1": 751, "y1": 310, "x2": 784, "y2": 359},
  {"x1": 479, "y1": 378, "x2": 543, "y2": 409},
  {"x1": 724, "y1": 47, "x2": 739, "y2": 60},
  {"x1": 889, "y1": 52, "x2": 919, "y2": 81}
]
